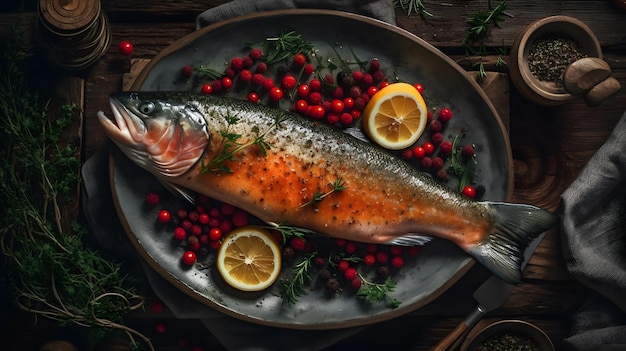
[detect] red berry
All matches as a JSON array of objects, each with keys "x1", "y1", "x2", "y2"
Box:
[
  {"x1": 332, "y1": 86, "x2": 344, "y2": 99},
  {"x1": 361, "y1": 73, "x2": 373, "y2": 87},
  {"x1": 255, "y1": 62, "x2": 268, "y2": 73},
  {"x1": 269, "y1": 87, "x2": 284, "y2": 102},
  {"x1": 350, "y1": 109, "x2": 361, "y2": 119},
  {"x1": 363, "y1": 253, "x2": 376, "y2": 266},
  {"x1": 439, "y1": 107, "x2": 453, "y2": 122},
  {"x1": 338, "y1": 260, "x2": 350, "y2": 271},
  {"x1": 295, "y1": 99, "x2": 308, "y2": 113},
  {"x1": 352, "y1": 70, "x2": 363, "y2": 81},
  {"x1": 379, "y1": 81, "x2": 390, "y2": 89},
  {"x1": 145, "y1": 192, "x2": 160, "y2": 206},
  {"x1": 211, "y1": 80, "x2": 222, "y2": 93},
  {"x1": 262, "y1": 78, "x2": 275, "y2": 90},
  {"x1": 413, "y1": 146, "x2": 425, "y2": 159},
  {"x1": 230, "y1": 57, "x2": 244, "y2": 71},
  {"x1": 389, "y1": 245, "x2": 404, "y2": 256},
  {"x1": 297, "y1": 84, "x2": 310, "y2": 97},
  {"x1": 303, "y1": 63, "x2": 315, "y2": 75},
  {"x1": 247, "y1": 92, "x2": 259, "y2": 103},
  {"x1": 292, "y1": 53, "x2": 307, "y2": 66},
  {"x1": 330, "y1": 99, "x2": 344, "y2": 114},
  {"x1": 188, "y1": 211, "x2": 199, "y2": 222},
  {"x1": 181, "y1": 65, "x2": 194, "y2": 77},
  {"x1": 117, "y1": 40, "x2": 133, "y2": 56},
  {"x1": 219, "y1": 220, "x2": 233, "y2": 234},
  {"x1": 413, "y1": 83, "x2": 425, "y2": 94},
  {"x1": 249, "y1": 48, "x2": 263, "y2": 60},
  {"x1": 423, "y1": 142, "x2": 435, "y2": 156},
  {"x1": 191, "y1": 224, "x2": 202, "y2": 236},
  {"x1": 391, "y1": 256, "x2": 404, "y2": 269},
  {"x1": 462, "y1": 144, "x2": 475, "y2": 157},
  {"x1": 408, "y1": 246, "x2": 421, "y2": 255},
  {"x1": 155, "y1": 322, "x2": 167, "y2": 333},
  {"x1": 209, "y1": 227, "x2": 222, "y2": 241},
  {"x1": 187, "y1": 235, "x2": 200, "y2": 250},
  {"x1": 326, "y1": 113, "x2": 340, "y2": 125},
  {"x1": 340, "y1": 112, "x2": 353, "y2": 125},
  {"x1": 239, "y1": 69, "x2": 252, "y2": 82},
  {"x1": 376, "y1": 251, "x2": 388, "y2": 264},
  {"x1": 343, "y1": 97, "x2": 354, "y2": 109},
  {"x1": 344, "y1": 267, "x2": 358, "y2": 281},
  {"x1": 309, "y1": 79, "x2": 322, "y2": 91},
  {"x1": 224, "y1": 67, "x2": 236, "y2": 78},
  {"x1": 201, "y1": 83, "x2": 213, "y2": 94},
  {"x1": 173, "y1": 227, "x2": 187, "y2": 241},
  {"x1": 367, "y1": 86, "x2": 378, "y2": 97},
  {"x1": 221, "y1": 203, "x2": 235, "y2": 215},
  {"x1": 373, "y1": 70, "x2": 385, "y2": 82},
  {"x1": 242, "y1": 56, "x2": 253, "y2": 68},
  {"x1": 221, "y1": 77, "x2": 233, "y2": 90},
  {"x1": 401, "y1": 149, "x2": 413, "y2": 160},
  {"x1": 432, "y1": 156, "x2": 444, "y2": 170},
  {"x1": 176, "y1": 208, "x2": 188, "y2": 219},
  {"x1": 181, "y1": 219, "x2": 192, "y2": 230},
  {"x1": 157, "y1": 210, "x2": 171, "y2": 223},
  {"x1": 429, "y1": 119, "x2": 442, "y2": 133},
  {"x1": 344, "y1": 241, "x2": 357, "y2": 254},
  {"x1": 350, "y1": 278, "x2": 363, "y2": 290},
  {"x1": 314, "y1": 256, "x2": 325, "y2": 267},
  {"x1": 181, "y1": 251, "x2": 196, "y2": 266},
  {"x1": 281, "y1": 75, "x2": 297, "y2": 90},
  {"x1": 308, "y1": 105, "x2": 325, "y2": 120},
  {"x1": 335, "y1": 238, "x2": 347, "y2": 247},
  {"x1": 462, "y1": 185, "x2": 477, "y2": 198},
  {"x1": 431, "y1": 132, "x2": 444, "y2": 144},
  {"x1": 231, "y1": 209, "x2": 249, "y2": 227},
  {"x1": 308, "y1": 91, "x2": 322, "y2": 105},
  {"x1": 290, "y1": 237, "x2": 306, "y2": 251},
  {"x1": 209, "y1": 240, "x2": 221, "y2": 250},
  {"x1": 421, "y1": 156, "x2": 433, "y2": 169},
  {"x1": 439, "y1": 141, "x2": 453, "y2": 155},
  {"x1": 198, "y1": 213, "x2": 210, "y2": 225},
  {"x1": 369, "y1": 59, "x2": 381, "y2": 72},
  {"x1": 199, "y1": 234, "x2": 210, "y2": 245},
  {"x1": 251, "y1": 73, "x2": 265, "y2": 86}
]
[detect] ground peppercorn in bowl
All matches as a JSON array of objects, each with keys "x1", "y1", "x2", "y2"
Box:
[
  {"x1": 509, "y1": 16, "x2": 602, "y2": 106},
  {"x1": 462, "y1": 320, "x2": 555, "y2": 351}
]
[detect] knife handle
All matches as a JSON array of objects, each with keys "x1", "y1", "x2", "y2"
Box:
[{"x1": 430, "y1": 321, "x2": 468, "y2": 351}]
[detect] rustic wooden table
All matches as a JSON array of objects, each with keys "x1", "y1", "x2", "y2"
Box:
[{"x1": 1, "y1": 1, "x2": 625, "y2": 350}]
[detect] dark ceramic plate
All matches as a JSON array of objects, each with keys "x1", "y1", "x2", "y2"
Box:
[{"x1": 110, "y1": 9, "x2": 513, "y2": 329}]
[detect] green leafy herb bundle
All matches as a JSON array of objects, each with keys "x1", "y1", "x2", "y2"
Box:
[{"x1": 0, "y1": 28, "x2": 151, "y2": 350}]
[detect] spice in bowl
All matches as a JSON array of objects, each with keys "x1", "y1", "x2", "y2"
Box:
[
  {"x1": 527, "y1": 34, "x2": 587, "y2": 86},
  {"x1": 474, "y1": 331, "x2": 541, "y2": 351}
]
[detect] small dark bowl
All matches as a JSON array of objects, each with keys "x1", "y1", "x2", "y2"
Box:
[
  {"x1": 462, "y1": 320, "x2": 555, "y2": 351},
  {"x1": 509, "y1": 15, "x2": 602, "y2": 106}
]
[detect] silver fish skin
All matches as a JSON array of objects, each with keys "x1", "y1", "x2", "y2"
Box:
[{"x1": 97, "y1": 92, "x2": 556, "y2": 284}]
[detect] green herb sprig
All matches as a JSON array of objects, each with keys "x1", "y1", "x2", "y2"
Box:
[
  {"x1": 300, "y1": 177, "x2": 347, "y2": 208},
  {"x1": 356, "y1": 274, "x2": 401, "y2": 308},
  {"x1": 393, "y1": 0, "x2": 433, "y2": 18},
  {"x1": 0, "y1": 27, "x2": 151, "y2": 350},
  {"x1": 462, "y1": 0, "x2": 509, "y2": 82},
  {"x1": 200, "y1": 110, "x2": 287, "y2": 173},
  {"x1": 281, "y1": 252, "x2": 317, "y2": 305},
  {"x1": 447, "y1": 135, "x2": 477, "y2": 191},
  {"x1": 264, "y1": 30, "x2": 314, "y2": 65}
]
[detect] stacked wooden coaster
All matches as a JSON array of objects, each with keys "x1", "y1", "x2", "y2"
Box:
[{"x1": 38, "y1": 0, "x2": 110, "y2": 70}]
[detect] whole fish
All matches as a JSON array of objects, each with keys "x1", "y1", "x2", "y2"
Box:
[{"x1": 98, "y1": 92, "x2": 555, "y2": 284}]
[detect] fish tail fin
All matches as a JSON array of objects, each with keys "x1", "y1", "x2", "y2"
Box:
[{"x1": 468, "y1": 202, "x2": 556, "y2": 284}]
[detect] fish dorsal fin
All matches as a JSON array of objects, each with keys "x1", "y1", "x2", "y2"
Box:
[
  {"x1": 388, "y1": 234, "x2": 433, "y2": 246},
  {"x1": 162, "y1": 181, "x2": 196, "y2": 204}
]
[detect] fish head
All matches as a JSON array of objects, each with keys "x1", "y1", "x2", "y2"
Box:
[{"x1": 97, "y1": 92, "x2": 209, "y2": 178}]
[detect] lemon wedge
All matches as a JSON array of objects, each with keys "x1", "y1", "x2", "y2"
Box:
[
  {"x1": 362, "y1": 82, "x2": 428, "y2": 150},
  {"x1": 216, "y1": 226, "x2": 282, "y2": 292}
]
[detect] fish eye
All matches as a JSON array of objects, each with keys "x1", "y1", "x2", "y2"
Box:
[{"x1": 139, "y1": 102, "x2": 155, "y2": 114}]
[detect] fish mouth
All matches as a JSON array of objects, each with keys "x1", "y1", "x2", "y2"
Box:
[{"x1": 97, "y1": 98, "x2": 146, "y2": 147}]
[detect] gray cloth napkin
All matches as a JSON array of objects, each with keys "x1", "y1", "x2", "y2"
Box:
[
  {"x1": 195, "y1": 0, "x2": 396, "y2": 29},
  {"x1": 82, "y1": 2, "x2": 396, "y2": 350},
  {"x1": 560, "y1": 109, "x2": 626, "y2": 351}
]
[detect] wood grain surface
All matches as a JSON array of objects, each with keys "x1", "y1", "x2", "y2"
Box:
[{"x1": 1, "y1": 0, "x2": 626, "y2": 350}]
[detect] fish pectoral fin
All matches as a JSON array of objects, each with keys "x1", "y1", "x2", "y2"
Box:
[
  {"x1": 162, "y1": 181, "x2": 196, "y2": 204},
  {"x1": 388, "y1": 234, "x2": 433, "y2": 246},
  {"x1": 467, "y1": 202, "x2": 556, "y2": 285}
]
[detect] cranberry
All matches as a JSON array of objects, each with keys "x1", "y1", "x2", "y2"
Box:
[
  {"x1": 439, "y1": 107, "x2": 453, "y2": 122},
  {"x1": 145, "y1": 192, "x2": 160, "y2": 206},
  {"x1": 180, "y1": 65, "x2": 194, "y2": 78},
  {"x1": 439, "y1": 141, "x2": 453, "y2": 155},
  {"x1": 249, "y1": 48, "x2": 263, "y2": 60}
]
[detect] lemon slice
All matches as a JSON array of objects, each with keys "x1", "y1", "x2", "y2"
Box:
[
  {"x1": 216, "y1": 226, "x2": 282, "y2": 292},
  {"x1": 362, "y1": 82, "x2": 428, "y2": 150}
]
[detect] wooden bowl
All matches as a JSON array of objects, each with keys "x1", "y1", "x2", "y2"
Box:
[
  {"x1": 462, "y1": 320, "x2": 555, "y2": 351},
  {"x1": 509, "y1": 16, "x2": 602, "y2": 106}
]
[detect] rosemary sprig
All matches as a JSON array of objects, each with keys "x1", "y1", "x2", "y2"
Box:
[
  {"x1": 356, "y1": 274, "x2": 401, "y2": 308},
  {"x1": 264, "y1": 30, "x2": 314, "y2": 65},
  {"x1": 300, "y1": 177, "x2": 347, "y2": 208},
  {"x1": 281, "y1": 252, "x2": 317, "y2": 305},
  {"x1": 447, "y1": 135, "x2": 477, "y2": 192},
  {"x1": 195, "y1": 65, "x2": 222, "y2": 81},
  {"x1": 393, "y1": 0, "x2": 433, "y2": 17},
  {"x1": 264, "y1": 223, "x2": 315, "y2": 245},
  {"x1": 200, "y1": 110, "x2": 286, "y2": 173},
  {"x1": 462, "y1": 0, "x2": 507, "y2": 46}
]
